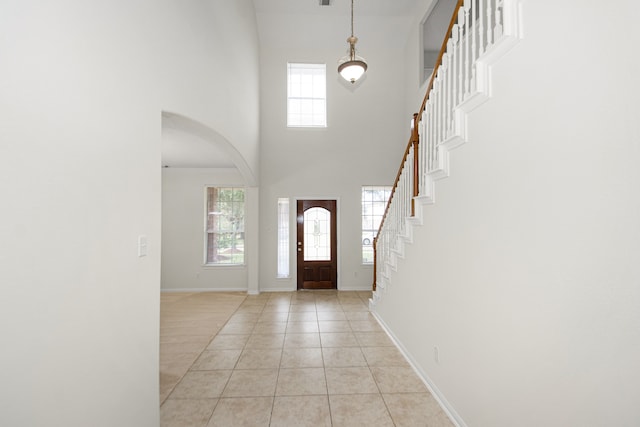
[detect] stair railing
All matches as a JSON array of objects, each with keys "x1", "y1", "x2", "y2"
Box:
[{"x1": 373, "y1": 0, "x2": 511, "y2": 291}]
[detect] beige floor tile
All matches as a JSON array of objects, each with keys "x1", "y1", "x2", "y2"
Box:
[
  {"x1": 383, "y1": 393, "x2": 455, "y2": 427},
  {"x1": 240, "y1": 298, "x2": 267, "y2": 307},
  {"x1": 218, "y1": 322, "x2": 255, "y2": 335},
  {"x1": 349, "y1": 320, "x2": 383, "y2": 332},
  {"x1": 361, "y1": 346, "x2": 409, "y2": 367},
  {"x1": 316, "y1": 311, "x2": 347, "y2": 321},
  {"x1": 322, "y1": 347, "x2": 367, "y2": 367},
  {"x1": 355, "y1": 331, "x2": 394, "y2": 347},
  {"x1": 161, "y1": 342, "x2": 209, "y2": 354},
  {"x1": 320, "y1": 332, "x2": 359, "y2": 347},
  {"x1": 159, "y1": 291, "x2": 449, "y2": 427},
  {"x1": 286, "y1": 321, "x2": 319, "y2": 333},
  {"x1": 227, "y1": 312, "x2": 260, "y2": 322},
  {"x1": 345, "y1": 311, "x2": 375, "y2": 321},
  {"x1": 280, "y1": 348, "x2": 324, "y2": 368},
  {"x1": 318, "y1": 320, "x2": 352, "y2": 333},
  {"x1": 235, "y1": 305, "x2": 264, "y2": 314},
  {"x1": 266, "y1": 298, "x2": 291, "y2": 308},
  {"x1": 283, "y1": 333, "x2": 321, "y2": 348},
  {"x1": 161, "y1": 326, "x2": 217, "y2": 337},
  {"x1": 289, "y1": 303, "x2": 317, "y2": 312},
  {"x1": 160, "y1": 335, "x2": 214, "y2": 345},
  {"x1": 236, "y1": 348, "x2": 282, "y2": 369},
  {"x1": 261, "y1": 304, "x2": 291, "y2": 314},
  {"x1": 315, "y1": 303, "x2": 343, "y2": 312},
  {"x1": 258, "y1": 311, "x2": 289, "y2": 321},
  {"x1": 288, "y1": 311, "x2": 318, "y2": 322},
  {"x1": 271, "y1": 395, "x2": 332, "y2": 427},
  {"x1": 275, "y1": 368, "x2": 327, "y2": 396},
  {"x1": 160, "y1": 372, "x2": 182, "y2": 404},
  {"x1": 252, "y1": 321, "x2": 287, "y2": 334},
  {"x1": 160, "y1": 398, "x2": 217, "y2": 427},
  {"x1": 206, "y1": 334, "x2": 249, "y2": 350},
  {"x1": 371, "y1": 366, "x2": 427, "y2": 393},
  {"x1": 340, "y1": 303, "x2": 369, "y2": 312},
  {"x1": 329, "y1": 393, "x2": 394, "y2": 427},
  {"x1": 245, "y1": 333, "x2": 285, "y2": 349},
  {"x1": 160, "y1": 353, "x2": 200, "y2": 376},
  {"x1": 191, "y1": 350, "x2": 242, "y2": 370},
  {"x1": 170, "y1": 370, "x2": 232, "y2": 399},
  {"x1": 325, "y1": 367, "x2": 379, "y2": 395},
  {"x1": 222, "y1": 369, "x2": 278, "y2": 397},
  {"x1": 207, "y1": 397, "x2": 273, "y2": 427}
]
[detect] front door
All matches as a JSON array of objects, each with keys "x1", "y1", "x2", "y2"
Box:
[{"x1": 296, "y1": 200, "x2": 337, "y2": 289}]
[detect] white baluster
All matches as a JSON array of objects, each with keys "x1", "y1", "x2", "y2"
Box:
[
  {"x1": 429, "y1": 101, "x2": 435, "y2": 170},
  {"x1": 464, "y1": 1, "x2": 471, "y2": 98},
  {"x1": 478, "y1": 0, "x2": 485, "y2": 55},
  {"x1": 446, "y1": 40, "x2": 454, "y2": 137},
  {"x1": 486, "y1": 0, "x2": 493, "y2": 47},
  {"x1": 470, "y1": 0, "x2": 477, "y2": 93},
  {"x1": 494, "y1": 0, "x2": 504, "y2": 40},
  {"x1": 451, "y1": 24, "x2": 459, "y2": 108},
  {"x1": 457, "y1": 9, "x2": 465, "y2": 105},
  {"x1": 435, "y1": 77, "x2": 441, "y2": 149},
  {"x1": 441, "y1": 53, "x2": 449, "y2": 141}
]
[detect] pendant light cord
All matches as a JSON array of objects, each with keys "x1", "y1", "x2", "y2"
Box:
[{"x1": 350, "y1": 0, "x2": 354, "y2": 37}]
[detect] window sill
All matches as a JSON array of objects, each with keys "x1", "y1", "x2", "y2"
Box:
[{"x1": 202, "y1": 264, "x2": 246, "y2": 268}]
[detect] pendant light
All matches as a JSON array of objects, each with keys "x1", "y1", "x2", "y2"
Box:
[{"x1": 338, "y1": 0, "x2": 367, "y2": 84}]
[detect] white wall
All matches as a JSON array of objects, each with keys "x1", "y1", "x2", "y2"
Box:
[
  {"x1": 161, "y1": 168, "x2": 248, "y2": 291},
  {"x1": 257, "y1": 45, "x2": 407, "y2": 291},
  {"x1": 375, "y1": 1, "x2": 640, "y2": 426},
  {"x1": 0, "y1": 0, "x2": 260, "y2": 425},
  {"x1": 161, "y1": 0, "x2": 261, "y2": 184}
]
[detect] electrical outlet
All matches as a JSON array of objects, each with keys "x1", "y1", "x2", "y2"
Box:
[{"x1": 434, "y1": 346, "x2": 440, "y2": 364}]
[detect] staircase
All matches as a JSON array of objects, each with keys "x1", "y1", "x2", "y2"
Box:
[{"x1": 372, "y1": 0, "x2": 524, "y2": 307}]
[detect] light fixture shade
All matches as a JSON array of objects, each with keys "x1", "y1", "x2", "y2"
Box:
[{"x1": 338, "y1": 59, "x2": 367, "y2": 83}]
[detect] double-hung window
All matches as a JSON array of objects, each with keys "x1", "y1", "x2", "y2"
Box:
[
  {"x1": 206, "y1": 187, "x2": 245, "y2": 265},
  {"x1": 287, "y1": 63, "x2": 327, "y2": 127}
]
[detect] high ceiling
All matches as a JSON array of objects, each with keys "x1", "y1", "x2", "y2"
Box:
[
  {"x1": 162, "y1": 0, "x2": 424, "y2": 169},
  {"x1": 253, "y1": 0, "x2": 421, "y2": 49},
  {"x1": 252, "y1": 0, "x2": 419, "y2": 16}
]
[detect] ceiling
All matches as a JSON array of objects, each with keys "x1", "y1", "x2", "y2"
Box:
[{"x1": 252, "y1": 0, "x2": 419, "y2": 16}]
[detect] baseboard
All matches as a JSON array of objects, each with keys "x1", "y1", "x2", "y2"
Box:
[
  {"x1": 371, "y1": 311, "x2": 467, "y2": 427},
  {"x1": 161, "y1": 287, "x2": 248, "y2": 293}
]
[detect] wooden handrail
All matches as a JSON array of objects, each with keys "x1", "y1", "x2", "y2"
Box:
[
  {"x1": 419, "y1": 0, "x2": 465, "y2": 117},
  {"x1": 372, "y1": 0, "x2": 465, "y2": 291}
]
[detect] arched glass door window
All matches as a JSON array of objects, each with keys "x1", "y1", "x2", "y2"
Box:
[{"x1": 304, "y1": 207, "x2": 331, "y2": 261}]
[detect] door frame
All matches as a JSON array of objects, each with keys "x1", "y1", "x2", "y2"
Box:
[{"x1": 294, "y1": 196, "x2": 340, "y2": 290}]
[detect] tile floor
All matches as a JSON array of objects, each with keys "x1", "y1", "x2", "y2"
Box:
[{"x1": 160, "y1": 290, "x2": 453, "y2": 427}]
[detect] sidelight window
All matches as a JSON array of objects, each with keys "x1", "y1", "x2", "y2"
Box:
[{"x1": 362, "y1": 186, "x2": 392, "y2": 264}]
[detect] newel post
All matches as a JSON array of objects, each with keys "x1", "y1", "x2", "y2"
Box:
[{"x1": 411, "y1": 113, "x2": 420, "y2": 217}]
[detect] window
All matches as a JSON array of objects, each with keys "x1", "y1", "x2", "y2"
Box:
[
  {"x1": 304, "y1": 207, "x2": 331, "y2": 261},
  {"x1": 362, "y1": 186, "x2": 392, "y2": 264},
  {"x1": 206, "y1": 187, "x2": 245, "y2": 265},
  {"x1": 287, "y1": 63, "x2": 327, "y2": 127},
  {"x1": 277, "y1": 198, "x2": 290, "y2": 278}
]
